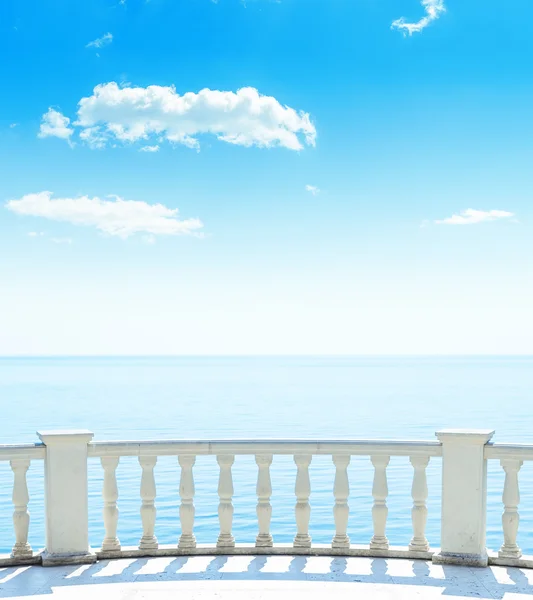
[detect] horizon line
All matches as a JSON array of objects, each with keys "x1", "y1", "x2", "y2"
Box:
[{"x1": 1, "y1": 354, "x2": 532, "y2": 359}]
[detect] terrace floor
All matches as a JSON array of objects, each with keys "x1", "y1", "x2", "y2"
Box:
[{"x1": 1, "y1": 555, "x2": 533, "y2": 599}]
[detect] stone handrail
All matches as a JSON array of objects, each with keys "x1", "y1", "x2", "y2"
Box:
[
  {"x1": 1, "y1": 429, "x2": 532, "y2": 570},
  {"x1": 0, "y1": 444, "x2": 45, "y2": 461},
  {"x1": 485, "y1": 443, "x2": 533, "y2": 461},
  {"x1": 88, "y1": 439, "x2": 443, "y2": 457}
]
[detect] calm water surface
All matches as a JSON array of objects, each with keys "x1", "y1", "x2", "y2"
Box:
[{"x1": 0, "y1": 356, "x2": 532, "y2": 554}]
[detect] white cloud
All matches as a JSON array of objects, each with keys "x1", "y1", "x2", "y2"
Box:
[
  {"x1": 79, "y1": 126, "x2": 108, "y2": 149},
  {"x1": 305, "y1": 184, "x2": 320, "y2": 196},
  {"x1": 435, "y1": 209, "x2": 515, "y2": 225},
  {"x1": 27, "y1": 231, "x2": 45, "y2": 237},
  {"x1": 139, "y1": 145, "x2": 160, "y2": 153},
  {"x1": 392, "y1": 0, "x2": 445, "y2": 35},
  {"x1": 6, "y1": 191, "x2": 203, "y2": 239},
  {"x1": 38, "y1": 108, "x2": 74, "y2": 140},
  {"x1": 86, "y1": 32, "x2": 113, "y2": 49},
  {"x1": 47, "y1": 82, "x2": 316, "y2": 151},
  {"x1": 10, "y1": 123, "x2": 18, "y2": 128}
]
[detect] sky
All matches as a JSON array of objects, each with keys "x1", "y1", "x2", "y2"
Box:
[{"x1": 0, "y1": 0, "x2": 532, "y2": 355}]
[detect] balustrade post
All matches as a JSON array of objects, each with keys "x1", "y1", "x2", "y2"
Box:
[
  {"x1": 139, "y1": 455, "x2": 158, "y2": 550},
  {"x1": 255, "y1": 454, "x2": 273, "y2": 547},
  {"x1": 370, "y1": 455, "x2": 390, "y2": 550},
  {"x1": 10, "y1": 459, "x2": 32, "y2": 558},
  {"x1": 293, "y1": 454, "x2": 312, "y2": 548},
  {"x1": 409, "y1": 455, "x2": 430, "y2": 552},
  {"x1": 37, "y1": 430, "x2": 96, "y2": 565},
  {"x1": 332, "y1": 455, "x2": 350, "y2": 549},
  {"x1": 217, "y1": 455, "x2": 235, "y2": 548},
  {"x1": 101, "y1": 456, "x2": 120, "y2": 552},
  {"x1": 178, "y1": 455, "x2": 196, "y2": 549},
  {"x1": 499, "y1": 458, "x2": 523, "y2": 559},
  {"x1": 434, "y1": 429, "x2": 494, "y2": 567}
]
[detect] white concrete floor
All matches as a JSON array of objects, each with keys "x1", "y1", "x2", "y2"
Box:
[{"x1": 1, "y1": 555, "x2": 533, "y2": 599}]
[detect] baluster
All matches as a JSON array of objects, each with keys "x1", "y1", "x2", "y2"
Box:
[
  {"x1": 294, "y1": 454, "x2": 312, "y2": 548},
  {"x1": 10, "y1": 459, "x2": 32, "y2": 558},
  {"x1": 331, "y1": 455, "x2": 350, "y2": 549},
  {"x1": 499, "y1": 458, "x2": 523, "y2": 559},
  {"x1": 178, "y1": 455, "x2": 196, "y2": 549},
  {"x1": 217, "y1": 455, "x2": 235, "y2": 548},
  {"x1": 101, "y1": 456, "x2": 121, "y2": 551},
  {"x1": 370, "y1": 455, "x2": 389, "y2": 550},
  {"x1": 255, "y1": 454, "x2": 273, "y2": 547},
  {"x1": 139, "y1": 455, "x2": 158, "y2": 550},
  {"x1": 409, "y1": 455, "x2": 430, "y2": 551}
]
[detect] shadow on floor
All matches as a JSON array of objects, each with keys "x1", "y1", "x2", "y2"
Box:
[{"x1": 1, "y1": 555, "x2": 533, "y2": 598}]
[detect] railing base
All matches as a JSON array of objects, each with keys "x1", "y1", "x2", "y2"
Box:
[
  {"x1": 433, "y1": 551, "x2": 488, "y2": 568},
  {"x1": 489, "y1": 552, "x2": 533, "y2": 570},
  {"x1": 3, "y1": 547, "x2": 533, "y2": 571},
  {"x1": 96, "y1": 543, "x2": 434, "y2": 561},
  {"x1": 41, "y1": 550, "x2": 97, "y2": 567},
  {"x1": 0, "y1": 554, "x2": 41, "y2": 568}
]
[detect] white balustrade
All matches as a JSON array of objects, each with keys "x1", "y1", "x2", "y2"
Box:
[
  {"x1": 409, "y1": 455, "x2": 430, "y2": 552},
  {"x1": 255, "y1": 454, "x2": 273, "y2": 547},
  {"x1": 498, "y1": 458, "x2": 522, "y2": 559},
  {"x1": 370, "y1": 455, "x2": 389, "y2": 550},
  {"x1": 178, "y1": 455, "x2": 196, "y2": 549},
  {"x1": 10, "y1": 459, "x2": 32, "y2": 558},
  {"x1": 332, "y1": 455, "x2": 350, "y2": 549},
  {"x1": 101, "y1": 456, "x2": 120, "y2": 551},
  {"x1": 8, "y1": 430, "x2": 533, "y2": 571},
  {"x1": 294, "y1": 454, "x2": 312, "y2": 548},
  {"x1": 217, "y1": 454, "x2": 235, "y2": 548},
  {"x1": 139, "y1": 455, "x2": 158, "y2": 550}
]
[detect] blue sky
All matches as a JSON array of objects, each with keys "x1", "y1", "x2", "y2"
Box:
[{"x1": 1, "y1": 0, "x2": 532, "y2": 355}]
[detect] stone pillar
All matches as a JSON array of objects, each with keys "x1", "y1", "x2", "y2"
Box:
[
  {"x1": 10, "y1": 459, "x2": 32, "y2": 558},
  {"x1": 217, "y1": 454, "x2": 235, "y2": 548},
  {"x1": 293, "y1": 454, "x2": 312, "y2": 548},
  {"x1": 433, "y1": 429, "x2": 494, "y2": 567},
  {"x1": 37, "y1": 430, "x2": 96, "y2": 566}
]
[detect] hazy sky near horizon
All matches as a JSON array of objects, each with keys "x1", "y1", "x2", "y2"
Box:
[{"x1": 1, "y1": 0, "x2": 532, "y2": 355}]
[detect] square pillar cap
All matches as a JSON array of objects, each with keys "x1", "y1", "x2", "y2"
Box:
[
  {"x1": 436, "y1": 429, "x2": 494, "y2": 445},
  {"x1": 37, "y1": 430, "x2": 94, "y2": 444}
]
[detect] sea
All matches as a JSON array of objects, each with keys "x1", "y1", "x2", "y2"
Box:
[{"x1": 1, "y1": 356, "x2": 532, "y2": 555}]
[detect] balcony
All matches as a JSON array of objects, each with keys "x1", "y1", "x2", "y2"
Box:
[{"x1": 1, "y1": 429, "x2": 533, "y2": 598}]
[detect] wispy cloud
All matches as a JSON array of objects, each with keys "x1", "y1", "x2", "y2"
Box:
[
  {"x1": 6, "y1": 191, "x2": 203, "y2": 239},
  {"x1": 86, "y1": 32, "x2": 113, "y2": 49},
  {"x1": 27, "y1": 231, "x2": 72, "y2": 243},
  {"x1": 39, "y1": 82, "x2": 316, "y2": 152},
  {"x1": 435, "y1": 209, "x2": 515, "y2": 225},
  {"x1": 9, "y1": 123, "x2": 18, "y2": 128},
  {"x1": 139, "y1": 145, "x2": 160, "y2": 153},
  {"x1": 305, "y1": 184, "x2": 320, "y2": 196},
  {"x1": 392, "y1": 0, "x2": 445, "y2": 35},
  {"x1": 38, "y1": 108, "x2": 74, "y2": 141}
]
